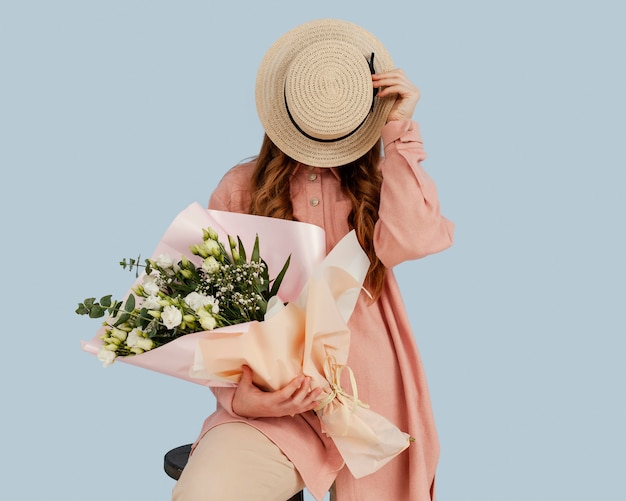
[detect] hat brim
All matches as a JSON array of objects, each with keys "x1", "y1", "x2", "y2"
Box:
[{"x1": 256, "y1": 19, "x2": 395, "y2": 168}]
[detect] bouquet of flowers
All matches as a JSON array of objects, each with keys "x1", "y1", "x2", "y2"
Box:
[
  {"x1": 79, "y1": 202, "x2": 412, "y2": 478},
  {"x1": 76, "y1": 225, "x2": 290, "y2": 368}
]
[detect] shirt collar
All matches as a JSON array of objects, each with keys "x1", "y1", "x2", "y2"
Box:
[{"x1": 292, "y1": 163, "x2": 341, "y2": 181}]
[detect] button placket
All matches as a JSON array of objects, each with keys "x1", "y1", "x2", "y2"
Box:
[{"x1": 305, "y1": 167, "x2": 323, "y2": 211}]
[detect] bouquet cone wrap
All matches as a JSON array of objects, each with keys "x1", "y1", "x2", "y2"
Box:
[{"x1": 82, "y1": 202, "x2": 412, "y2": 477}]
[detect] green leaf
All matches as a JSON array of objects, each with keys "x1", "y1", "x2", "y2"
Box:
[
  {"x1": 75, "y1": 303, "x2": 89, "y2": 315},
  {"x1": 237, "y1": 236, "x2": 247, "y2": 262},
  {"x1": 113, "y1": 312, "x2": 130, "y2": 326},
  {"x1": 137, "y1": 308, "x2": 151, "y2": 328},
  {"x1": 251, "y1": 235, "x2": 260, "y2": 262},
  {"x1": 124, "y1": 294, "x2": 136, "y2": 312},
  {"x1": 100, "y1": 295, "x2": 113, "y2": 308},
  {"x1": 270, "y1": 255, "x2": 291, "y2": 297},
  {"x1": 89, "y1": 305, "x2": 106, "y2": 318},
  {"x1": 83, "y1": 297, "x2": 96, "y2": 308}
]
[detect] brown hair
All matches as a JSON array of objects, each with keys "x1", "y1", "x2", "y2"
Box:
[{"x1": 249, "y1": 134, "x2": 386, "y2": 300}]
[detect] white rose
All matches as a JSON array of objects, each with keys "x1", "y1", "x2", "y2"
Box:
[
  {"x1": 142, "y1": 295, "x2": 161, "y2": 310},
  {"x1": 202, "y1": 256, "x2": 220, "y2": 273},
  {"x1": 97, "y1": 346, "x2": 117, "y2": 367},
  {"x1": 161, "y1": 305, "x2": 183, "y2": 329}
]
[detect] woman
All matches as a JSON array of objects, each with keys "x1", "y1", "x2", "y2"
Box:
[{"x1": 173, "y1": 19, "x2": 454, "y2": 501}]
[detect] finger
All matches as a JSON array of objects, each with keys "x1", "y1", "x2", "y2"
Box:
[
  {"x1": 298, "y1": 389, "x2": 324, "y2": 413},
  {"x1": 289, "y1": 376, "x2": 314, "y2": 402},
  {"x1": 291, "y1": 385, "x2": 324, "y2": 413},
  {"x1": 301, "y1": 386, "x2": 324, "y2": 407},
  {"x1": 372, "y1": 76, "x2": 406, "y2": 89},
  {"x1": 372, "y1": 68, "x2": 405, "y2": 79},
  {"x1": 275, "y1": 374, "x2": 306, "y2": 400},
  {"x1": 239, "y1": 365, "x2": 253, "y2": 386},
  {"x1": 377, "y1": 83, "x2": 418, "y2": 99},
  {"x1": 286, "y1": 387, "x2": 324, "y2": 417}
]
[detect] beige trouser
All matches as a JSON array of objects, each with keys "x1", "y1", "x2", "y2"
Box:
[{"x1": 171, "y1": 422, "x2": 306, "y2": 501}]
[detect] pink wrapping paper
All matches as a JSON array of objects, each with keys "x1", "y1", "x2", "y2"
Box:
[{"x1": 81, "y1": 202, "x2": 326, "y2": 386}]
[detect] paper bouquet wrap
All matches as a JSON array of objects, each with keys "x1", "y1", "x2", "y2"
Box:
[{"x1": 81, "y1": 202, "x2": 412, "y2": 478}]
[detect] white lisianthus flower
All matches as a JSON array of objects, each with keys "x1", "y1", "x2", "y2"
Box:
[
  {"x1": 184, "y1": 291, "x2": 212, "y2": 311},
  {"x1": 161, "y1": 305, "x2": 183, "y2": 329},
  {"x1": 126, "y1": 328, "x2": 144, "y2": 348},
  {"x1": 142, "y1": 275, "x2": 160, "y2": 296},
  {"x1": 154, "y1": 253, "x2": 174, "y2": 268},
  {"x1": 207, "y1": 296, "x2": 220, "y2": 314},
  {"x1": 110, "y1": 327, "x2": 127, "y2": 342},
  {"x1": 136, "y1": 338, "x2": 155, "y2": 351},
  {"x1": 197, "y1": 309, "x2": 217, "y2": 331},
  {"x1": 142, "y1": 294, "x2": 161, "y2": 310},
  {"x1": 202, "y1": 256, "x2": 220, "y2": 273},
  {"x1": 97, "y1": 346, "x2": 117, "y2": 367},
  {"x1": 204, "y1": 239, "x2": 221, "y2": 257}
]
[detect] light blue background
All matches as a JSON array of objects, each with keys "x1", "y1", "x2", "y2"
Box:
[{"x1": 1, "y1": 1, "x2": 624, "y2": 500}]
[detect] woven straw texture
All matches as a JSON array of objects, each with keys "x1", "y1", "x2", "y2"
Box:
[{"x1": 256, "y1": 19, "x2": 395, "y2": 167}]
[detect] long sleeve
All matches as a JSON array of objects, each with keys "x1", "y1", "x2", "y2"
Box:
[
  {"x1": 208, "y1": 163, "x2": 256, "y2": 214},
  {"x1": 374, "y1": 119, "x2": 454, "y2": 268}
]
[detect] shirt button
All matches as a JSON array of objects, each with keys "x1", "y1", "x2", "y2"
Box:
[
  {"x1": 308, "y1": 173, "x2": 317, "y2": 181},
  {"x1": 310, "y1": 197, "x2": 319, "y2": 207},
  {"x1": 306, "y1": 165, "x2": 314, "y2": 171}
]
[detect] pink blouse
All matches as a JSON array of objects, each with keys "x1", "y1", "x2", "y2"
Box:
[{"x1": 193, "y1": 119, "x2": 454, "y2": 501}]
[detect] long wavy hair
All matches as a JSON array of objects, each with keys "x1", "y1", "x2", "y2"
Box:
[{"x1": 249, "y1": 134, "x2": 386, "y2": 301}]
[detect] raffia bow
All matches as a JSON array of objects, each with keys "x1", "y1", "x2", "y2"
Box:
[{"x1": 314, "y1": 356, "x2": 370, "y2": 436}]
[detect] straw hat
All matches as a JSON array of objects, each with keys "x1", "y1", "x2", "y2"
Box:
[{"x1": 255, "y1": 19, "x2": 395, "y2": 168}]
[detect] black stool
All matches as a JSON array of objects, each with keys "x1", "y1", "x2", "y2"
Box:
[{"x1": 164, "y1": 444, "x2": 304, "y2": 501}]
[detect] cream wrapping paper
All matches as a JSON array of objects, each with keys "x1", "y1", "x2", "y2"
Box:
[{"x1": 191, "y1": 228, "x2": 412, "y2": 478}]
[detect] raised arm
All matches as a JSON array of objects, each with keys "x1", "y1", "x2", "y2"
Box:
[
  {"x1": 372, "y1": 70, "x2": 454, "y2": 268},
  {"x1": 374, "y1": 119, "x2": 454, "y2": 268}
]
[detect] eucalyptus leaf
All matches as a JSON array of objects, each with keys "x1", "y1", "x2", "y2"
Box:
[
  {"x1": 89, "y1": 305, "x2": 105, "y2": 318},
  {"x1": 124, "y1": 294, "x2": 136, "y2": 312},
  {"x1": 113, "y1": 312, "x2": 131, "y2": 326}
]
